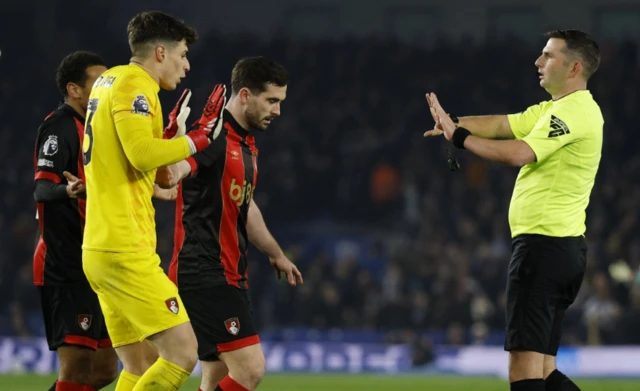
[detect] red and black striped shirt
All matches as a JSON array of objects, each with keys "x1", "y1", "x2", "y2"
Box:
[
  {"x1": 170, "y1": 110, "x2": 258, "y2": 290},
  {"x1": 33, "y1": 104, "x2": 86, "y2": 286}
]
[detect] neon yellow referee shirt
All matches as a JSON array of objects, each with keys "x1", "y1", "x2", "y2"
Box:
[{"x1": 507, "y1": 90, "x2": 603, "y2": 238}]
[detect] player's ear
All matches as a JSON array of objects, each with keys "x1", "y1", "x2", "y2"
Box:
[
  {"x1": 239, "y1": 88, "x2": 251, "y2": 105},
  {"x1": 66, "y1": 83, "x2": 82, "y2": 99},
  {"x1": 155, "y1": 45, "x2": 166, "y2": 63}
]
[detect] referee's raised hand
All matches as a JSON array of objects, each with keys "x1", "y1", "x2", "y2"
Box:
[
  {"x1": 425, "y1": 93, "x2": 456, "y2": 141},
  {"x1": 424, "y1": 93, "x2": 444, "y2": 137}
]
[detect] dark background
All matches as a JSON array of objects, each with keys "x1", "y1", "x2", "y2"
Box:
[{"x1": 1, "y1": 1, "x2": 639, "y2": 356}]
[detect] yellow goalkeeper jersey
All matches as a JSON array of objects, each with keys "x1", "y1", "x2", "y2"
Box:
[{"x1": 82, "y1": 64, "x2": 191, "y2": 253}]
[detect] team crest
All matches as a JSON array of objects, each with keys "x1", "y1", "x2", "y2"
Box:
[
  {"x1": 165, "y1": 298, "x2": 180, "y2": 314},
  {"x1": 224, "y1": 317, "x2": 240, "y2": 336},
  {"x1": 78, "y1": 314, "x2": 92, "y2": 331},
  {"x1": 43, "y1": 135, "x2": 59, "y2": 156},
  {"x1": 131, "y1": 94, "x2": 150, "y2": 116}
]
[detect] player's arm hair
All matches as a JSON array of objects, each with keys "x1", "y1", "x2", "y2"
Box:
[
  {"x1": 115, "y1": 115, "x2": 192, "y2": 172},
  {"x1": 458, "y1": 115, "x2": 515, "y2": 139},
  {"x1": 34, "y1": 179, "x2": 69, "y2": 201},
  {"x1": 155, "y1": 160, "x2": 192, "y2": 188},
  {"x1": 247, "y1": 198, "x2": 285, "y2": 259}
]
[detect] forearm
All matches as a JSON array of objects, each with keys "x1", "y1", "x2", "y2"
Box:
[
  {"x1": 458, "y1": 115, "x2": 514, "y2": 139},
  {"x1": 463, "y1": 136, "x2": 534, "y2": 167},
  {"x1": 155, "y1": 160, "x2": 192, "y2": 188},
  {"x1": 247, "y1": 200, "x2": 284, "y2": 258},
  {"x1": 115, "y1": 116, "x2": 192, "y2": 172},
  {"x1": 34, "y1": 179, "x2": 68, "y2": 201}
]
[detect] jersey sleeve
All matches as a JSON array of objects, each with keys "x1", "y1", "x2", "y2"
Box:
[
  {"x1": 507, "y1": 102, "x2": 545, "y2": 139},
  {"x1": 34, "y1": 117, "x2": 76, "y2": 183},
  {"x1": 111, "y1": 74, "x2": 192, "y2": 172},
  {"x1": 521, "y1": 103, "x2": 580, "y2": 163}
]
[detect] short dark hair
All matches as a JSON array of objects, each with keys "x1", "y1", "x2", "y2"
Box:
[
  {"x1": 544, "y1": 29, "x2": 600, "y2": 80},
  {"x1": 127, "y1": 11, "x2": 197, "y2": 56},
  {"x1": 231, "y1": 56, "x2": 290, "y2": 95},
  {"x1": 56, "y1": 51, "x2": 105, "y2": 97}
]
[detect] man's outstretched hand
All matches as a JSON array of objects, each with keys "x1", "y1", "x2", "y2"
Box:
[
  {"x1": 424, "y1": 93, "x2": 456, "y2": 140},
  {"x1": 63, "y1": 171, "x2": 85, "y2": 198}
]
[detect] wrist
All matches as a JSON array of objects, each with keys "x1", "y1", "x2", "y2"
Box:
[
  {"x1": 185, "y1": 130, "x2": 210, "y2": 153},
  {"x1": 186, "y1": 157, "x2": 198, "y2": 176},
  {"x1": 269, "y1": 251, "x2": 285, "y2": 260},
  {"x1": 449, "y1": 114, "x2": 459, "y2": 127},
  {"x1": 451, "y1": 127, "x2": 472, "y2": 149}
]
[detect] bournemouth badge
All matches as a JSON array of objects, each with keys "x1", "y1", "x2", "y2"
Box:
[
  {"x1": 225, "y1": 317, "x2": 240, "y2": 335},
  {"x1": 78, "y1": 314, "x2": 92, "y2": 331},
  {"x1": 165, "y1": 298, "x2": 179, "y2": 314}
]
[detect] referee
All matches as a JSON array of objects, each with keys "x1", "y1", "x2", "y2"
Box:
[{"x1": 425, "y1": 30, "x2": 602, "y2": 391}]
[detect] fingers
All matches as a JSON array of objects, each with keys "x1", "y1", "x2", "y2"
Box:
[
  {"x1": 213, "y1": 87, "x2": 226, "y2": 117},
  {"x1": 63, "y1": 171, "x2": 84, "y2": 193},
  {"x1": 177, "y1": 106, "x2": 191, "y2": 124},
  {"x1": 426, "y1": 92, "x2": 443, "y2": 112},
  {"x1": 163, "y1": 188, "x2": 177, "y2": 201},
  {"x1": 293, "y1": 266, "x2": 304, "y2": 285},
  {"x1": 63, "y1": 171, "x2": 79, "y2": 182},
  {"x1": 286, "y1": 269, "x2": 296, "y2": 286},
  {"x1": 213, "y1": 85, "x2": 227, "y2": 117},
  {"x1": 430, "y1": 106, "x2": 440, "y2": 121},
  {"x1": 429, "y1": 92, "x2": 440, "y2": 107},
  {"x1": 202, "y1": 84, "x2": 226, "y2": 119},
  {"x1": 423, "y1": 129, "x2": 444, "y2": 137},
  {"x1": 169, "y1": 89, "x2": 191, "y2": 120},
  {"x1": 180, "y1": 89, "x2": 192, "y2": 111},
  {"x1": 71, "y1": 181, "x2": 85, "y2": 192}
]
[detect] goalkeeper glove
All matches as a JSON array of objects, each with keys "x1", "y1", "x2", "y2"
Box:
[
  {"x1": 164, "y1": 89, "x2": 192, "y2": 139},
  {"x1": 183, "y1": 84, "x2": 228, "y2": 154},
  {"x1": 192, "y1": 84, "x2": 227, "y2": 141}
]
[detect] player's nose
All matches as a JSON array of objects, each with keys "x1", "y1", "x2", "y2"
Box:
[
  {"x1": 271, "y1": 103, "x2": 281, "y2": 117},
  {"x1": 534, "y1": 56, "x2": 543, "y2": 67}
]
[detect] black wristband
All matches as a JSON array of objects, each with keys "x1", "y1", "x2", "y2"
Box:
[{"x1": 451, "y1": 127, "x2": 471, "y2": 149}]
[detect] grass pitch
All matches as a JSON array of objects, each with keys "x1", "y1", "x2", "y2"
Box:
[{"x1": 2, "y1": 373, "x2": 639, "y2": 390}]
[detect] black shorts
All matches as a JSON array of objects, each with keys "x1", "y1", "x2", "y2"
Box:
[
  {"x1": 39, "y1": 282, "x2": 111, "y2": 351},
  {"x1": 504, "y1": 234, "x2": 587, "y2": 355},
  {"x1": 180, "y1": 285, "x2": 260, "y2": 361}
]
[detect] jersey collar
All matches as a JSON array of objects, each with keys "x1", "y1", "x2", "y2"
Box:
[
  {"x1": 552, "y1": 89, "x2": 589, "y2": 102},
  {"x1": 224, "y1": 109, "x2": 250, "y2": 139},
  {"x1": 59, "y1": 102, "x2": 85, "y2": 123},
  {"x1": 129, "y1": 63, "x2": 161, "y2": 93}
]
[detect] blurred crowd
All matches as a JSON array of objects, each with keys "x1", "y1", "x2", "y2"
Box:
[{"x1": 1, "y1": 19, "x2": 639, "y2": 351}]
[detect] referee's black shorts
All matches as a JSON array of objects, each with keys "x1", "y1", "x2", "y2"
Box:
[{"x1": 504, "y1": 234, "x2": 587, "y2": 356}]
